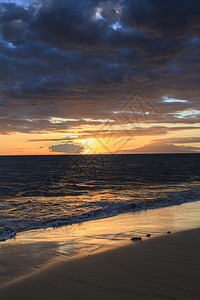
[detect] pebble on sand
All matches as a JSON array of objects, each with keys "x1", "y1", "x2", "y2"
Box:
[{"x1": 131, "y1": 237, "x2": 142, "y2": 241}]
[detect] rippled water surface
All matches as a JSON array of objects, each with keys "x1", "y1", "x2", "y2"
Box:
[{"x1": 0, "y1": 154, "x2": 200, "y2": 241}]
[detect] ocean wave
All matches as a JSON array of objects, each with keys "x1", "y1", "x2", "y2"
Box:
[{"x1": 0, "y1": 187, "x2": 200, "y2": 242}]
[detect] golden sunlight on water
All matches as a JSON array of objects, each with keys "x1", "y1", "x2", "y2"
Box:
[
  {"x1": 3, "y1": 200, "x2": 200, "y2": 253},
  {"x1": 4, "y1": 201, "x2": 200, "y2": 244},
  {"x1": 0, "y1": 201, "x2": 200, "y2": 287}
]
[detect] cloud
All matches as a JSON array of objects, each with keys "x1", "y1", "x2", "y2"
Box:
[
  {"x1": 121, "y1": 141, "x2": 200, "y2": 154},
  {"x1": 121, "y1": 0, "x2": 200, "y2": 37},
  {"x1": 29, "y1": 137, "x2": 73, "y2": 142},
  {"x1": 153, "y1": 137, "x2": 200, "y2": 144},
  {"x1": 79, "y1": 126, "x2": 200, "y2": 139},
  {"x1": 162, "y1": 96, "x2": 189, "y2": 104},
  {"x1": 0, "y1": 0, "x2": 200, "y2": 136},
  {"x1": 49, "y1": 142, "x2": 84, "y2": 154}
]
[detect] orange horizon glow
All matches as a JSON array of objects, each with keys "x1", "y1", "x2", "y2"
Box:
[{"x1": 1, "y1": 123, "x2": 200, "y2": 155}]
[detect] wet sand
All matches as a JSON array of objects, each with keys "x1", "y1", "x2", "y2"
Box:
[
  {"x1": 1, "y1": 227, "x2": 200, "y2": 300},
  {"x1": 1, "y1": 200, "x2": 200, "y2": 287}
]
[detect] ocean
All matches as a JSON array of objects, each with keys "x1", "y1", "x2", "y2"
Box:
[{"x1": 0, "y1": 153, "x2": 200, "y2": 242}]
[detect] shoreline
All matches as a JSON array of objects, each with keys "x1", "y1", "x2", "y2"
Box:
[
  {"x1": 1, "y1": 196, "x2": 200, "y2": 244},
  {"x1": 0, "y1": 200, "x2": 200, "y2": 291},
  {"x1": 1, "y1": 227, "x2": 200, "y2": 299}
]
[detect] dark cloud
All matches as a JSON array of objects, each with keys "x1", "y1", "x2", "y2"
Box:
[
  {"x1": 79, "y1": 126, "x2": 200, "y2": 139},
  {"x1": 121, "y1": 0, "x2": 200, "y2": 37},
  {"x1": 0, "y1": 3, "x2": 31, "y2": 23},
  {"x1": 49, "y1": 142, "x2": 84, "y2": 154},
  {"x1": 121, "y1": 141, "x2": 200, "y2": 154},
  {"x1": 30, "y1": 137, "x2": 73, "y2": 142},
  {"x1": 0, "y1": 0, "x2": 200, "y2": 136}
]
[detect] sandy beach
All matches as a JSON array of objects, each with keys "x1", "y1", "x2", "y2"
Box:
[{"x1": 1, "y1": 227, "x2": 200, "y2": 300}]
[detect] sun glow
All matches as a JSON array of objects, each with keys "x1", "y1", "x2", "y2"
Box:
[{"x1": 77, "y1": 138, "x2": 100, "y2": 154}]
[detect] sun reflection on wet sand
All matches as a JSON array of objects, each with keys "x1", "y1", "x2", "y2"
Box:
[{"x1": 0, "y1": 201, "x2": 200, "y2": 287}]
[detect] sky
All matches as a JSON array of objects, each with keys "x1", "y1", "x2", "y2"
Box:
[{"x1": 0, "y1": 0, "x2": 200, "y2": 155}]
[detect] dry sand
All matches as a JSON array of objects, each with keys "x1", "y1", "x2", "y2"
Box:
[{"x1": 0, "y1": 228, "x2": 200, "y2": 300}]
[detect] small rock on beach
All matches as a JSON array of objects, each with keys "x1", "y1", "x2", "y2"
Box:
[{"x1": 131, "y1": 237, "x2": 142, "y2": 241}]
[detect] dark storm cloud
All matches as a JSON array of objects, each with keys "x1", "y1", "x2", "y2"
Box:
[
  {"x1": 0, "y1": 0, "x2": 200, "y2": 135},
  {"x1": 121, "y1": 0, "x2": 200, "y2": 37},
  {"x1": 0, "y1": 3, "x2": 31, "y2": 23}
]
